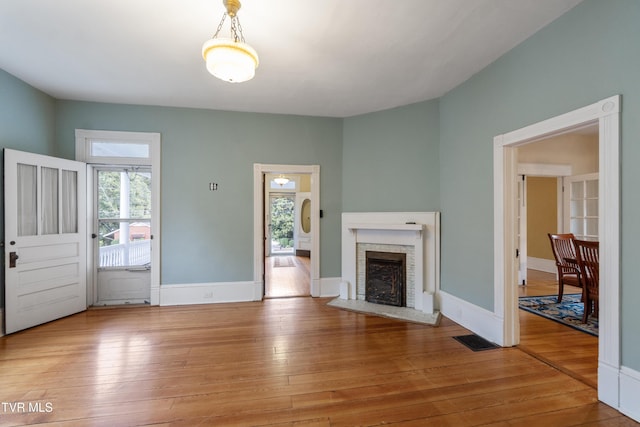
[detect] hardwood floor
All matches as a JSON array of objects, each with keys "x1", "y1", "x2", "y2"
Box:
[
  {"x1": 1, "y1": 295, "x2": 634, "y2": 426},
  {"x1": 518, "y1": 269, "x2": 598, "y2": 388},
  {"x1": 265, "y1": 255, "x2": 310, "y2": 298}
]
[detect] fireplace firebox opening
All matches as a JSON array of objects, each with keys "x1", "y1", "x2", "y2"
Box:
[{"x1": 365, "y1": 251, "x2": 406, "y2": 307}]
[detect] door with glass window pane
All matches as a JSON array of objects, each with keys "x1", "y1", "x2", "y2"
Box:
[
  {"x1": 95, "y1": 167, "x2": 151, "y2": 305},
  {"x1": 564, "y1": 173, "x2": 599, "y2": 240},
  {"x1": 4, "y1": 149, "x2": 86, "y2": 334}
]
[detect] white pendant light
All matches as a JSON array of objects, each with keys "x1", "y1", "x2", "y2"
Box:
[
  {"x1": 202, "y1": 0, "x2": 259, "y2": 83},
  {"x1": 274, "y1": 175, "x2": 290, "y2": 186}
]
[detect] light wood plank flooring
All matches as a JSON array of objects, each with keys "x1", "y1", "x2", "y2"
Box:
[
  {"x1": 518, "y1": 269, "x2": 598, "y2": 388},
  {"x1": 265, "y1": 255, "x2": 310, "y2": 298},
  {"x1": 1, "y1": 295, "x2": 634, "y2": 426}
]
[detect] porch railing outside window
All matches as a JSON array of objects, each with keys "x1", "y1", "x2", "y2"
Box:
[{"x1": 99, "y1": 240, "x2": 151, "y2": 268}]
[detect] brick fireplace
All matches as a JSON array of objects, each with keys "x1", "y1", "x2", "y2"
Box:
[{"x1": 341, "y1": 212, "x2": 440, "y2": 314}]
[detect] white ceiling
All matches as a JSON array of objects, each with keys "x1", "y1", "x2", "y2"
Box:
[{"x1": 0, "y1": 0, "x2": 582, "y2": 118}]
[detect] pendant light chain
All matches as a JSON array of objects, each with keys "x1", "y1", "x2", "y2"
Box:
[
  {"x1": 212, "y1": 13, "x2": 245, "y2": 43},
  {"x1": 212, "y1": 13, "x2": 227, "y2": 38},
  {"x1": 234, "y1": 17, "x2": 246, "y2": 43}
]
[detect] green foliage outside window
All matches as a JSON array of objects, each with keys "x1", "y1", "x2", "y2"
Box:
[
  {"x1": 271, "y1": 197, "x2": 294, "y2": 248},
  {"x1": 98, "y1": 170, "x2": 151, "y2": 247}
]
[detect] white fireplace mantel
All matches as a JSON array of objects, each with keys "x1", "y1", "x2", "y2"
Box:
[
  {"x1": 341, "y1": 212, "x2": 440, "y2": 314},
  {"x1": 347, "y1": 223, "x2": 424, "y2": 232}
]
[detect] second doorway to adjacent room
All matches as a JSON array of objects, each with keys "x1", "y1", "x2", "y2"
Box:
[{"x1": 264, "y1": 173, "x2": 311, "y2": 298}]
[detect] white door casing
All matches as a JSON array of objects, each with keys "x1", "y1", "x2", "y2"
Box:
[
  {"x1": 4, "y1": 149, "x2": 87, "y2": 334},
  {"x1": 254, "y1": 164, "x2": 320, "y2": 297},
  {"x1": 75, "y1": 129, "x2": 161, "y2": 306},
  {"x1": 494, "y1": 95, "x2": 620, "y2": 407}
]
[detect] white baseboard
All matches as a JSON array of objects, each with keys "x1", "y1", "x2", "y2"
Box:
[
  {"x1": 160, "y1": 281, "x2": 262, "y2": 306},
  {"x1": 160, "y1": 277, "x2": 340, "y2": 306},
  {"x1": 599, "y1": 361, "x2": 620, "y2": 409},
  {"x1": 318, "y1": 277, "x2": 341, "y2": 298},
  {"x1": 438, "y1": 291, "x2": 505, "y2": 346},
  {"x1": 527, "y1": 257, "x2": 556, "y2": 274},
  {"x1": 620, "y1": 366, "x2": 640, "y2": 422}
]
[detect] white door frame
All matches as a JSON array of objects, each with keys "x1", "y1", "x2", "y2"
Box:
[
  {"x1": 254, "y1": 164, "x2": 320, "y2": 297},
  {"x1": 494, "y1": 95, "x2": 620, "y2": 407},
  {"x1": 75, "y1": 129, "x2": 161, "y2": 306}
]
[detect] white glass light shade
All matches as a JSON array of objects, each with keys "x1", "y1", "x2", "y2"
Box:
[
  {"x1": 202, "y1": 38, "x2": 259, "y2": 83},
  {"x1": 274, "y1": 176, "x2": 289, "y2": 186}
]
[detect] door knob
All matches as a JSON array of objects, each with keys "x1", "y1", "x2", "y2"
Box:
[{"x1": 9, "y1": 252, "x2": 19, "y2": 268}]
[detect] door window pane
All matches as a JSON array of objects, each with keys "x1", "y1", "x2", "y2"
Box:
[
  {"x1": 570, "y1": 200, "x2": 584, "y2": 217},
  {"x1": 586, "y1": 179, "x2": 598, "y2": 198},
  {"x1": 17, "y1": 163, "x2": 37, "y2": 236},
  {"x1": 98, "y1": 170, "x2": 151, "y2": 219},
  {"x1": 62, "y1": 170, "x2": 78, "y2": 233},
  {"x1": 586, "y1": 199, "x2": 598, "y2": 217},
  {"x1": 571, "y1": 218, "x2": 584, "y2": 236},
  {"x1": 97, "y1": 168, "x2": 152, "y2": 268},
  {"x1": 98, "y1": 220, "x2": 151, "y2": 267},
  {"x1": 571, "y1": 181, "x2": 583, "y2": 198},
  {"x1": 41, "y1": 167, "x2": 59, "y2": 235}
]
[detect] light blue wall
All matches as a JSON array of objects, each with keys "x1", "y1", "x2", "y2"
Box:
[
  {"x1": 0, "y1": 69, "x2": 57, "y2": 308},
  {"x1": 438, "y1": 0, "x2": 640, "y2": 368},
  {"x1": 55, "y1": 102, "x2": 343, "y2": 284},
  {"x1": 3, "y1": 0, "x2": 639, "y2": 373},
  {"x1": 342, "y1": 100, "x2": 440, "y2": 212}
]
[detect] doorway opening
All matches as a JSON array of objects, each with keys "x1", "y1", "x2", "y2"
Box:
[
  {"x1": 494, "y1": 95, "x2": 620, "y2": 406},
  {"x1": 94, "y1": 167, "x2": 152, "y2": 305},
  {"x1": 76, "y1": 129, "x2": 161, "y2": 307},
  {"x1": 515, "y1": 128, "x2": 599, "y2": 387},
  {"x1": 269, "y1": 194, "x2": 295, "y2": 256},
  {"x1": 253, "y1": 164, "x2": 320, "y2": 298},
  {"x1": 264, "y1": 174, "x2": 309, "y2": 298}
]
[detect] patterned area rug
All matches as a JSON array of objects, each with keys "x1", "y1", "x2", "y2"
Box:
[
  {"x1": 518, "y1": 294, "x2": 598, "y2": 337},
  {"x1": 273, "y1": 256, "x2": 295, "y2": 268}
]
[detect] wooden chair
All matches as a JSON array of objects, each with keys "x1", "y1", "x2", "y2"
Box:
[
  {"x1": 547, "y1": 233, "x2": 582, "y2": 303},
  {"x1": 574, "y1": 239, "x2": 599, "y2": 323}
]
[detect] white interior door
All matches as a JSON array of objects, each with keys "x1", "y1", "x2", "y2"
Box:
[
  {"x1": 294, "y1": 192, "x2": 311, "y2": 253},
  {"x1": 517, "y1": 175, "x2": 527, "y2": 285},
  {"x1": 4, "y1": 149, "x2": 87, "y2": 334}
]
